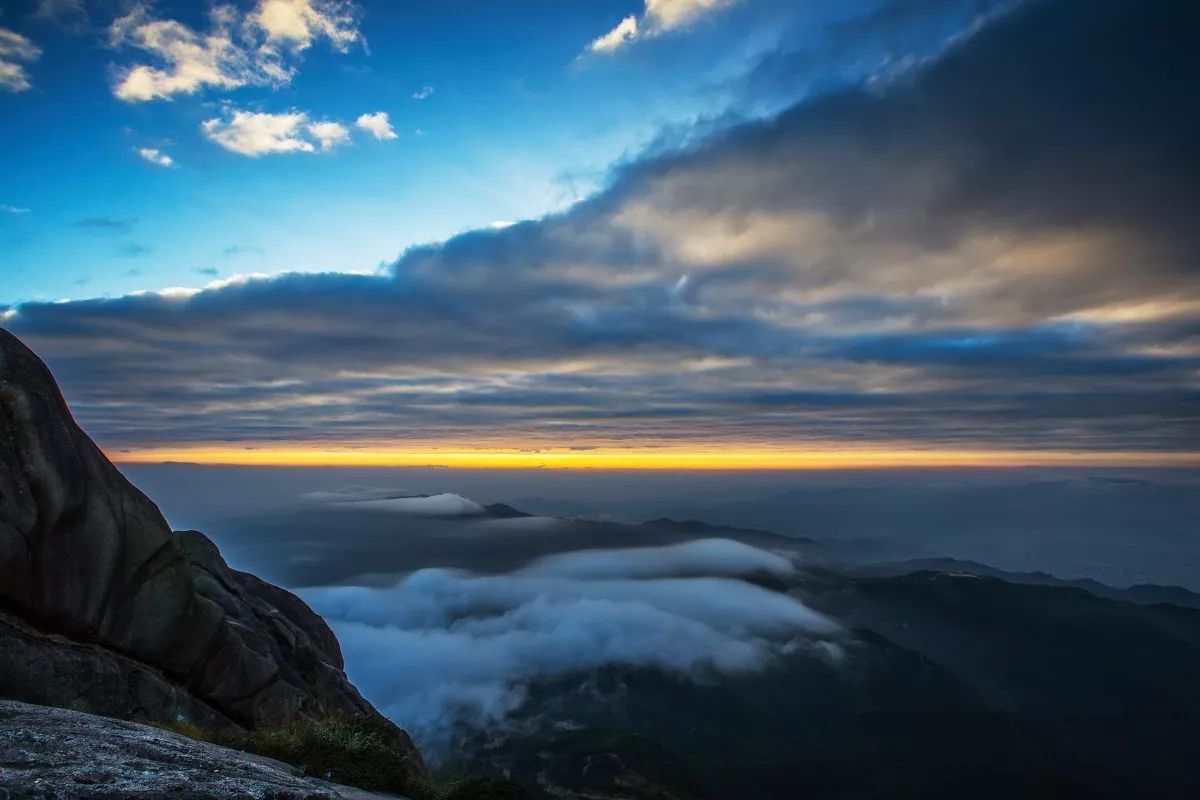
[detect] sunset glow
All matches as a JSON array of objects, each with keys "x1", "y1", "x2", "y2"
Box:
[{"x1": 108, "y1": 445, "x2": 1200, "y2": 470}]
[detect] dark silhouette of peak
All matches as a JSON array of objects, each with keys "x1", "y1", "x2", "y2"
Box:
[{"x1": 484, "y1": 502, "x2": 533, "y2": 518}]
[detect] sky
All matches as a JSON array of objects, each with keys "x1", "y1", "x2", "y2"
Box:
[{"x1": 1, "y1": 0, "x2": 1198, "y2": 468}]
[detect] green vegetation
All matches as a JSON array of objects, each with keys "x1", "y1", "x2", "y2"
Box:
[
  {"x1": 444, "y1": 778, "x2": 530, "y2": 800},
  {"x1": 151, "y1": 715, "x2": 437, "y2": 796},
  {"x1": 149, "y1": 714, "x2": 530, "y2": 799}
]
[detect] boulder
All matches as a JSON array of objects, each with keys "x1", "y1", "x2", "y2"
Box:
[{"x1": 0, "y1": 329, "x2": 421, "y2": 769}]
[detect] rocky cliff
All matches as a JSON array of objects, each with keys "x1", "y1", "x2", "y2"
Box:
[{"x1": 0, "y1": 329, "x2": 421, "y2": 769}]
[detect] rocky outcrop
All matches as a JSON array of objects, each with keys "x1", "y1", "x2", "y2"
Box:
[
  {"x1": 0, "y1": 329, "x2": 421, "y2": 766},
  {"x1": 0, "y1": 699, "x2": 407, "y2": 799},
  {"x1": 0, "y1": 611, "x2": 235, "y2": 731}
]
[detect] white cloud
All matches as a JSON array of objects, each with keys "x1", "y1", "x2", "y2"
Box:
[
  {"x1": 644, "y1": 0, "x2": 735, "y2": 29},
  {"x1": 0, "y1": 204, "x2": 30, "y2": 214},
  {"x1": 110, "y1": 5, "x2": 255, "y2": 101},
  {"x1": 202, "y1": 108, "x2": 387, "y2": 156},
  {"x1": 0, "y1": 28, "x2": 42, "y2": 93},
  {"x1": 411, "y1": 84, "x2": 433, "y2": 100},
  {"x1": 337, "y1": 493, "x2": 486, "y2": 517},
  {"x1": 254, "y1": 0, "x2": 360, "y2": 52},
  {"x1": 589, "y1": 15, "x2": 638, "y2": 53},
  {"x1": 355, "y1": 111, "x2": 397, "y2": 140},
  {"x1": 307, "y1": 119, "x2": 350, "y2": 151},
  {"x1": 302, "y1": 539, "x2": 837, "y2": 752},
  {"x1": 202, "y1": 109, "x2": 316, "y2": 156},
  {"x1": 110, "y1": 1, "x2": 362, "y2": 102},
  {"x1": 588, "y1": 0, "x2": 737, "y2": 53},
  {"x1": 137, "y1": 147, "x2": 175, "y2": 167}
]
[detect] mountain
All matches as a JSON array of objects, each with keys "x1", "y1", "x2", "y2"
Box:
[
  {"x1": 0, "y1": 330, "x2": 425, "y2": 793},
  {"x1": 444, "y1": 570, "x2": 1200, "y2": 799},
  {"x1": 848, "y1": 557, "x2": 1200, "y2": 610}
]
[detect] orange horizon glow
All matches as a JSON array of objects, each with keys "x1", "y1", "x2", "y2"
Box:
[{"x1": 106, "y1": 445, "x2": 1200, "y2": 470}]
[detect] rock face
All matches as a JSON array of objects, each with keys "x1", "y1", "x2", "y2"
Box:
[
  {"x1": 0, "y1": 330, "x2": 420, "y2": 764},
  {"x1": 0, "y1": 699, "x2": 406, "y2": 800}
]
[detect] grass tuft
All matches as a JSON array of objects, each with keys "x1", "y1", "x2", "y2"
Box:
[
  {"x1": 148, "y1": 715, "x2": 528, "y2": 798},
  {"x1": 152, "y1": 715, "x2": 423, "y2": 795}
]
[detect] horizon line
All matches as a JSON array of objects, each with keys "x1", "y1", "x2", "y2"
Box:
[{"x1": 105, "y1": 446, "x2": 1200, "y2": 470}]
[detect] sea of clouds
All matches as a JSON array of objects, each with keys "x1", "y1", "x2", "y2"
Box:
[{"x1": 301, "y1": 538, "x2": 839, "y2": 753}]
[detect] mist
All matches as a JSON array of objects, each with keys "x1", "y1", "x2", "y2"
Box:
[{"x1": 300, "y1": 540, "x2": 838, "y2": 753}]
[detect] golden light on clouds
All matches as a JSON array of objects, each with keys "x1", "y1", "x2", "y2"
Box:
[{"x1": 108, "y1": 445, "x2": 1200, "y2": 469}]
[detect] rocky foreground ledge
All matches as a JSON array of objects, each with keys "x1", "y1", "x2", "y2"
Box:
[{"x1": 0, "y1": 699, "x2": 407, "y2": 800}]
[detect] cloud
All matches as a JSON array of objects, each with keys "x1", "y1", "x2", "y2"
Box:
[
  {"x1": 301, "y1": 539, "x2": 836, "y2": 751},
  {"x1": 109, "y1": 1, "x2": 361, "y2": 102},
  {"x1": 355, "y1": 111, "x2": 397, "y2": 140},
  {"x1": 307, "y1": 119, "x2": 350, "y2": 151},
  {"x1": 137, "y1": 147, "x2": 174, "y2": 167},
  {"x1": 253, "y1": 0, "x2": 360, "y2": 52},
  {"x1": 301, "y1": 486, "x2": 418, "y2": 503},
  {"x1": 588, "y1": 0, "x2": 737, "y2": 53},
  {"x1": 117, "y1": 243, "x2": 153, "y2": 259},
  {"x1": 202, "y1": 109, "x2": 315, "y2": 156},
  {"x1": 589, "y1": 16, "x2": 638, "y2": 53},
  {"x1": 0, "y1": 204, "x2": 30, "y2": 214},
  {"x1": 109, "y1": 5, "x2": 256, "y2": 101},
  {"x1": 518, "y1": 539, "x2": 795, "y2": 580},
  {"x1": 411, "y1": 85, "x2": 433, "y2": 100},
  {"x1": 33, "y1": 0, "x2": 89, "y2": 33},
  {"x1": 318, "y1": 492, "x2": 489, "y2": 517},
  {"x1": 0, "y1": 28, "x2": 41, "y2": 92},
  {"x1": 6, "y1": 0, "x2": 1198, "y2": 457},
  {"x1": 73, "y1": 217, "x2": 136, "y2": 234},
  {"x1": 202, "y1": 109, "x2": 371, "y2": 155},
  {"x1": 222, "y1": 243, "x2": 265, "y2": 258},
  {"x1": 194, "y1": 267, "x2": 220, "y2": 277}
]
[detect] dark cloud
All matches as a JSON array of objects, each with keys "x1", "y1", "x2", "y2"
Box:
[
  {"x1": 74, "y1": 216, "x2": 136, "y2": 234},
  {"x1": 193, "y1": 267, "x2": 219, "y2": 277},
  {"x1": 4, "y1": 0, "x2": 1197, "y2": 456},
  {"x1": 116, "y1": 242, "x2": 152, "y2": 258},
  {"x1": 31, "y1": 0, "x2": 89, "y2": 34},
  {"x1": 221, "y1": 243, "x2": 264, "y2": 258}
]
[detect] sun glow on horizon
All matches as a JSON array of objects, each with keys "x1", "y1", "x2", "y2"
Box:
[{"x1": 106, "y1": 445, "x2": 1200, "y2": 470}]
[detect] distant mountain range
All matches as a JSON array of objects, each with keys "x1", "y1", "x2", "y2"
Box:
[
  {"x1": 848, "y1": 557, "x2": 1200, "y2": 610},
  {"x1": 450, "y1": 569, "x2": 1200, "y2": 798}
]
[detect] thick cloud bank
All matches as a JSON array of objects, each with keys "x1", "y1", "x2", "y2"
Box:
[
  {"x1": 301, "y1": 539, "x2": 836, "y2": 752},
  {"x1": 341, "y1": 493, "x2": 486, "y2": 516},
  {"x1": 303, "y1": 488, "x2": 486, "y2": 515},
  {"x1": 6, "y1": 0, "x2": 1197, "y2": 456}
]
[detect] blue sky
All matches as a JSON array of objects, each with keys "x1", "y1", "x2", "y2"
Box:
[
  {"x1": 2, "y1": 0, "x2": 1196, "y2": 466},
  {"x1": 0, "y1": 0, "x2": 993, "y2": 303}
]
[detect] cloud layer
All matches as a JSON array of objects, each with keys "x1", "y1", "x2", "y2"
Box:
[
  {"x1": 301, "y1": 539, "x2": 835, "y2": 751},
  {"x1": 5, "y1": 0, "x2": 1198, "y2": 458}
]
